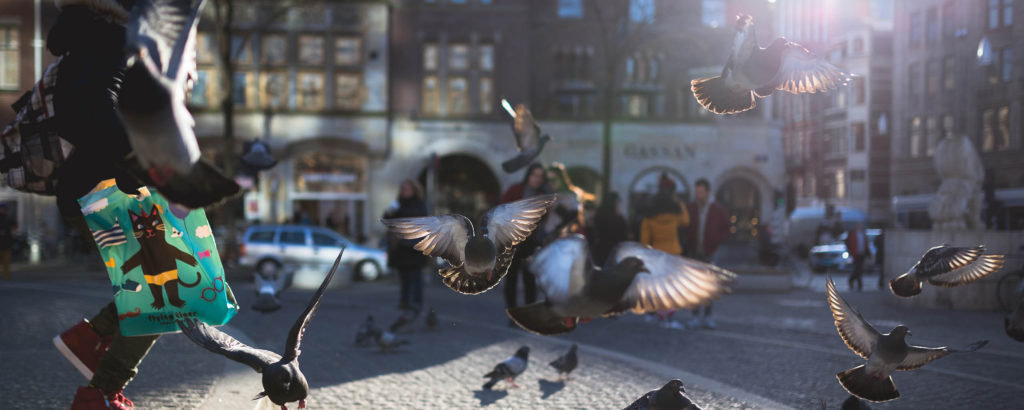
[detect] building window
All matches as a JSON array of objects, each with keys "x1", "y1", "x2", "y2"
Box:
[
  {"x1": 908, "y1": 63, "x2": 920, "y2": 101},
  {"x1": 989, "y1": 0, "x2": 1012, "y2": 29},
  {"x1": 296, "y1": 72, "x2": 325, "y2": 110},
  {"x1": 625, "y1": 58, "x2": 635, "y2": 83},
  {"x1": 557, "y1": 0, "x2": 583, "y2": 18},
  {"x1": 853, "y1": 122, "x2": 866, "y2": 152},
  {"x1": 291, "y1": 4, "x2": 328, "y2": 26},
  {"x1": 449, "y1": 44, "x2": 469, "y2": 70},
  {"x1": 1001, "y1": 47, "x2": 1012, "y2": 82},
  {"x1": 450, "y1": 0, "x2": 467, "y2": 4},
  {"x1": 943, "y1": 114, "x2": 954, "y2": 139},
  {"x1": 335, "y1": 73, "x2": 362, "y2": 110},
  {"x1": 825, "y1": 127, "x2": 847, "y2": 155},
  {"x1": 232, "y1": 71, "x2": 257, "y2": 108},
  {"x1": 978, "y1": 107, "x2": 1010, "y2": 152},
  {"x1": 926, "y1": 116, "x2": 939, "y2": 156},
  {"x1": 835, "y1": 169, "x2": 846, "y2": 199},
  {"x1": 1004, "y1": 0, "x2": 1013, "y2": 26},
  {"x1": 942, "y1": 2, "x2": 956, "y2": 38},
  {"x1": 943, "y1": 56, "x2": 955, "y2": 90},
  {"x1": 479, "y1": 77, "x2": 493, "y2": 113},
  {"x1": 478, "y1": 44, "x2": 494, "y2": 71},
  {"x1": 0, "y1": 25, "x2": 17, "y2": 90},
  {"x1": 852, "y1": 37, "x2": 865, "y2": 55},
  {"x1": 926, "y1": 7, "x2": 938, "y2": 44},
  {"x1": 261, "y1": 34, "x2": 288, "y2": 65},
  {"x1": 447, "y1": 77, "x2": 469, "y2": 115},
  {"x1": 910, "y1": 11, "x2": 923, "y2": 45},
  {"x1": 196, "y1": 32, "x2": 216, "y2": 65},
  {"x1": 909, "y1": 117, "x2": 922, "y2": 158},
  {"x1": 629, "y1": 0, "x2": 655, "y2": 23},
  {"x1": 423, "y1": 43, "x2": 438, "y2": 71},
  {"x1": 926, "y1": 60, "x2": 940, "y2": 95},
  {"x1": 298, "y1": 35, "x2": 325, "y2": 65},
  {"x1": 850, "y1": 169, "x2": 866, "y2": 181},
  {"x1": 422, "y1": 75, "x2": 440, "y2": 115},
  {"x1": 853, "y1": 76, "x2": 865, "y2": 104},
  {"x1": 624, "y1": 94, "x2": 649, "y2": 117},
  {"x1": 989, "y1": 0, "x2": 1000, "y2": 29},
  {"x1": 702, "y1": 0, "x2": 726, "y2": 28},
  {"x1": 260, "y1": 71, "x2": 289, "y2": 109},
  {"x1": 231, "y1": 35, "x2": 252, "y2": 65},
  {"x1": 998, "y1": 106, "x2": 1011, "y2": 150},
  {"x1": 334, "y1": 37, "x2": 362, "y2": 66},
  {"x1": 190, "y1": 69, "x2": 212, "y2": 107}
]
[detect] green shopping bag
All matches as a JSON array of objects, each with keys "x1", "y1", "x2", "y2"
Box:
[{"x1": 78, "y1": 180, "x2": 238, "y2": 336}]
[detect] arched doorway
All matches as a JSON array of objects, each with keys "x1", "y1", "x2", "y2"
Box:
[
  {"x1": 716, "y1": 177, "x2": 761, "y2": 242},
  {"x1": 418, "y1": 154, "x2": 500, "y2": 223}
]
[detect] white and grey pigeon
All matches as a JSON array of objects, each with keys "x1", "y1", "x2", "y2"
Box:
[
  {"x1": 425, "y1": 307, "x2": 439, "y2": 331},
  {"x1": 354, "y1": 315, "x2": 376, "y2": 347},
  {"x1": 370, "y1": 328, "x2": 410, "y2": 352},
  {"x1": 889, "y1": 244, "x2": 1004, "y2": 297},
  {"x1": 507, "y1": 236, "x2": 735, "y2": 335},
  {"x1": 548, "y1": 343, "x2": 577, "y2": 381},
  {"x1": 177, "y1": 249, "x2": 344, "y2": 410},
  {"x1": 482, "y1": 346, "x2": 530, "y2": 390},
  {"x1": 691, "y1": 14, "x2": 849, "y2": 115},
  {"x1": 1006, "y1": 296, "x2": 1024, "y2": 342},
  {"x1": 623, "y1": 379, "x2": 701, "y2": 410},
  {"x1": 252, "y1": 271, "x2": 291, "y2": 313},
  {"x1": 500, "y1": 99, "x2": 551, "y2": 173},
  {"x1": 826, "y1": 276, "x2": 988, "y2": 402},
  {"x1": 381, "y1": 194, "x2": 555, "y2": 295}
]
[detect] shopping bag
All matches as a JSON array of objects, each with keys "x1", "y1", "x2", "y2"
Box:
[{"x1": 78, "y1": 180, "x2": 238, "y2": 336}]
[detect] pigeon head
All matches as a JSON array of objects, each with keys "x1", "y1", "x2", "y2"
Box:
[
  {"x1": 464, "y1": 236, "x2": 497, "y2": 272},
  {"x1": 662, "y1": 379, "x2": 685, "y2": 394},
  {"x1": 889, "y1": 275, "x2": 922, "y2": 297},
  {"x1": 569, "y1": 343, "x2": 578, "y2": 353},
  {"x1": 619, "y1": 257, "x2": 649, "y2": 274},
  {"x1": 514, "y1": 346, "x2": 530, "y2": 360},
  {"x1": 259, "y1": 361, "x2": 309, "y2": 406},
  {"x1": 734, "y1": 14, "x2": 753, "y2": 30},
  {"x1": 889, "y1": 325, "x2": 911, "y2": 339}
]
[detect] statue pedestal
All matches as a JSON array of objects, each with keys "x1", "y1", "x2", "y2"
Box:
[{"x1": 884, "y1": 230, "x2": 1023, "y2": 311}]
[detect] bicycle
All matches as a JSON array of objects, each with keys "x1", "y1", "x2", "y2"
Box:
[{"x1": 996, "y1": 246, "x2": 1024, "y2": 313}]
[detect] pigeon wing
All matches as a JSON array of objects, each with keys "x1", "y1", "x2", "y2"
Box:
[
  {"x1": 512, "y1": 104, "x2": 541, "y2": 152},
  {"x1": 177, "y1": 318, "x2": 281, "y2": 372},
  {"x1": 826, "y1": 277, "x2": 880, "y2": 359},
  {"x1": 915, "y1": 245, "x2": 985, "y2": 278},
  {"x1": 483, "y1": 194, "x2": 556, "y2": 250},
  {"x1": 382, "y1": 214, "x2": 472, "y2": 267},
  {"x1": 282, "y1": 248, "x2": 343, "y2": 361},
  {"x1": 528, "y1": 236, "x2": 592, "y2": 305},
  {"x1": 606, "y1": 242, "x2": 736, "y2": 314},
  {"x1": 126, "y1": 0, "x2": 204, "y2": 81},
  {"x1": 926, "y1": 254, "x2": 1004, "y2": 287},
  {"x1": 771, "y1": 42, "x2": 848, "y2": 94},
  {"x1": 897, "y1": 340, "x2": 988, "y2": 371}
]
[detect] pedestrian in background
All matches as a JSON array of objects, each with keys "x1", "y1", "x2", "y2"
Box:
[
  {"x1": 588, "y1": 192, "x2": 629, "y2": 266},
  {"x1": 845, "y1": 222, "x2": 871, "y2": 291},
  {"x1": 640, "y1": 174, "x2": 689, "y2": 328},
  {"x1": 874, "y1": 230, "x2": 885, "y2": 290},
  {"x1": 500, "y1": 163, "x2": 552, "y2": 326},
  {"x1": 0, "y1": 204, "x2": 15, "y2": 280},
  {"x1": 686, "y1": 178, "x2": 730, "y2": 329},
  {"x1": 383, "y1": 179, "x2": 429, "y2": 311}
]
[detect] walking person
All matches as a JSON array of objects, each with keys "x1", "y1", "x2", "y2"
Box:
[
  {"x1": 686, "y1": 178, "x2": 730, "y2": 329},
  {"x1": 845, "y1": 223, "x2": 871, "y2": 291},
  {"x1": 639, "y1": 174, "x2": 689, "y2": 328},
  {"x1": 500, "y1": 163, "x2": 552, "y2": 326},
  {"x1": 0, "y1": 204, "x2": 15, "y2": 280},
  {"x1": 588, "y1": 192, "x2": 629, "y2": 265},
  {"x1": 874, "y1": 231, "x2": 885, "y2": 290},
  {"x1": 383, "y1": 179, "x2": 429, "y2": 312}
]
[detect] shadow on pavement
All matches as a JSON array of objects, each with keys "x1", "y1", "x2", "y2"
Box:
[
  {"x1": 538, "y1": 378, "x2": 565, "y2": 399},
  {"x1": 473, "y1": 389, "x2": 508, "y2": 406}
]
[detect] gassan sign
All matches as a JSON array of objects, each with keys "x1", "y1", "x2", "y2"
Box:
[{"x1": 622, "y1": 142, "x2": 697, "y2": 160}]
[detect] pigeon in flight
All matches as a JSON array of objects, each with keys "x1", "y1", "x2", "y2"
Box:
[
  {"x1": 425, "y1": 307, "x2": 439, "y2": 331},
  {"x1": 507, "y1": 237, "x2": 735, "y2": 335},
  {"x1": 354, "y1": 315, "x2": 376, "y2": 347},
  {"x1": 623, "y1": 379, "x2": 701, "y2": 410},
  {"x1": 483, "y1": 346, "x2": 530, "y2": 390},
  {"x1": 889, "y1": 245, "x2": 1004, "y2": 297},
  {"x1": 382, "y1": 194, "x2": 556, "y2": 295},
  {"x1": 371, "y1": 328, "x2": 410, "y2": 352},
  {"x1": 548, "y1": 343, "x2": 578, "y2": 381},
  {"x1": 500, "y1": 99, "x2": 551, "y2": 174},
  {"x1": 826, "y1": 276, "x2": 988, "y2": 402},
  {"x1": 691, "y1": 14, "x2": 848, "y2": 115},
  {"x1": 1006, "y1": 297, "x2": 1024, "y2": 342},
  {"x1": 177, "y1": 249, "x2": 344, "y2": 410},
  {"x1": 252, "y1": 271, "x2": 291, "y2": 313}
]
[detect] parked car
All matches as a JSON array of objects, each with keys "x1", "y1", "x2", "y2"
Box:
[
  {"x1": 240, "y1": 225, "x2": 388, "y2": 281},
  {"x1": 808, "y1": 229, "x2": 881, "y2": 273}
]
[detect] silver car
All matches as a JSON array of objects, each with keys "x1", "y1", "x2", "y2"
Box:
[{"x1": 240, "y1": 225, "x2": 388, "y2": 281}]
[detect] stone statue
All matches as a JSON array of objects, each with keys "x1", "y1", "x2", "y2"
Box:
[{"x1": 929, "y1": 135, "x2": 984, "y2": 231}]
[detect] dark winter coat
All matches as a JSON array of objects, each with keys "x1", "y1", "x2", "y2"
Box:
[{"x1": 384, "y1": 198, "x2": 429, "y2": 271}]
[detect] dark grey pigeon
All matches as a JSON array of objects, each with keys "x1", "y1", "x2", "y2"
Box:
[
  {"x1": 889, "y1": 245, "x2": 1004, "y2": 297},
  {"x1": 508, "y1": 237, "x2": 735, "y2": 335},
  {"x1": 623, "y1": 379, "x2": 701, "y2": 410},
  {"x1": 425, "y1": 307, "x2": 439, "y2": 331},
  {"x1": 241, "y1": 139, "x2": 278, "y2": 172},
  {"x1": 252, "y1": 271, "x2": 290, "y2": 313},
  {"x1": 389, "y1": 309, "x2": 416, "y2": 333},
  {"x1": 692, "y1": 14, "x2": 848, "y2": 114},
  {"x1": 548, "y1": 343, "x2": 578, "y2": 381},
  {"x1": 827, "y1": 276, "x2": 988, "y2": 402},
  {"x1": 483, "y1": 346, "x2": 530, "y2": 390},
  {"x1": 177, "y1": 249, "x2": 344, "y2": 410},
  {"x1": 370, "y1": 328, "x2": 410, "y2": 352},
  {"x1": 1006, "y1": 297, "x2": 1024, "y2": 342},
  {"x1": 500, "y1": 99, "x2": 551, "y2": 173},
  {"x1": 382, "y1": 194, "x2": 555, "y2": 295},
  {"x1": 354, "y1": 315, "x2": 375, "y2": 347}
]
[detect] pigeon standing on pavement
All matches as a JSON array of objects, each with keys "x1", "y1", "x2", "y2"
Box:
[
  {"x1": 371, "y1": 328, "x2": 411, "y2": 352},
  {"x1": 425, "y1": 307, "x2": 439, "y2": 331},
  {"x1": 500, "y1": 99, "x2": 551, "y2": 173},
  {"x1": 508, "y1": 237, "x2": 735, "y2": 335},
  {"x1": 1006, "y1": 297, "x2": 1024, "y2": 342},
  {"x1": 176, "y1": 249, "x2": 344, "y2": 410},
  {"x1": 482, "y1": 346, "x2": 530, "y2": 390},
  {"x1": 355, "y1": 315, "x2": 376, "y2": 347},
  {"x1": 382, "y1": 194, "x2": 555, "y2": 295},
  {"x1": 548, "y1": 343, "x2": 578, "y2": 381},
  {"x1": 889, "y1": 245, "x2": 1004, "y2": 297},
  {"x1": 826, "y1": 276, "x2": 988, "y2": 402},
  {"x1": 623, "y1": 379, "x2": 701, "y2": 410},
  {"x1": 389, "y1": 310, "x2": 417, "y2": 333},
  {"x1": 691, "y1": 14, "x2": 848, "y2": 115},
  {"x1": 252, "y1": 271, "x2": 291, "y2": 313}
]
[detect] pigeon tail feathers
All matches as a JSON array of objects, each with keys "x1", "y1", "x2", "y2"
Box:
[
  {"x1": 691, "y1": 76, "x2": 756, "y2": 115},
  {"x1": 438, "y1": 265, "x2": 503, "y2": 295},
  {"x1": 837, "y1": 365, "x2": 899, "y2": 402},
  {"x1": 506, "y1": 302, "x2": 577, "y2": 335}
]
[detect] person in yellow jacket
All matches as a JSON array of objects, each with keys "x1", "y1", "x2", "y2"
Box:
[{"x1": 639, "y1": 173, "x2": 690, "y2": 328}]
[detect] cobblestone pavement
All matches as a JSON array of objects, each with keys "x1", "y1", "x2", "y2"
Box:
[{"x1": 2, "y1": 263, "x2": 1022, "y2": 409}]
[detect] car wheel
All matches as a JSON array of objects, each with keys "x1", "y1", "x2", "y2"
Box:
[
  {"x1": 356, "y1": 260, "x2": 382, "y2": 282},
  {"x1": 257, "y1": 259, "x2": 281, "y2": 276}
]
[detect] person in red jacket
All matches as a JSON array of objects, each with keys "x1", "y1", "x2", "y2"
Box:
[
  {"x1": 500, "y1": 163, "x2": 553, "y2": 326},
  {"x1": 844, "y1": 222, "x2": 871, "y2": 291},
  {"x1": 685, "y1": 178, "x2": 730, "y2": 329}
]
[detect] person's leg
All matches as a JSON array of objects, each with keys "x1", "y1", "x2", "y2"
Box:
[
  {"x1": 504, "y1": 260, "x2": 522, "y2": 309},
  {"x1": 398, "y1": 268, "x2": 411, "y2": 309},
  {"x1": 522, "y1": 267, "x2": 537, "y2": 305},
  {"x1": 0, "y1": 249, "x2": 10, "y2": 279},
  {"x1": 411, "y1": 268, "x2": 424, "y2": 310}
]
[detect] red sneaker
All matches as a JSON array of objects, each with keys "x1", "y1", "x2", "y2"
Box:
[
  {"x1": 53, "y1": 319, "x2": 113, "y2": 379},
  {"x1": 70, "y1": 386, "x2": 133, "y2": 410}
]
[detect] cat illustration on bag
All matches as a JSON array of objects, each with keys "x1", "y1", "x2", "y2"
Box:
[{"x1": 121, "y1": 205, "x2": 201, "y2": 309}]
